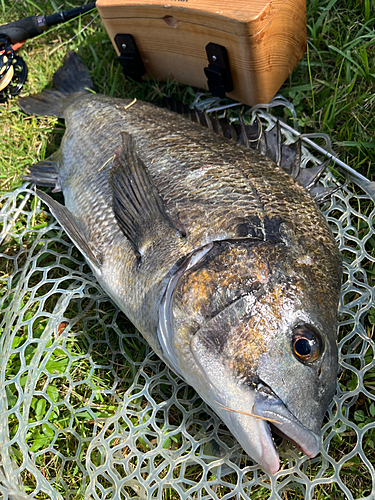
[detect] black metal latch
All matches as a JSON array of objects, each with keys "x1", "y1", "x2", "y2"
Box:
[
  {"x1": 115, "y1": 34, "x2": 146, "y2": 82},
  {"x1": 204, "y1": 43, "x2": 234, "y2": 98}
]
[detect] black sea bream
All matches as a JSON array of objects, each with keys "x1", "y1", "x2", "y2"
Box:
[{"x1": 19, "y1": 51, "x2": 342, "y2": 474}]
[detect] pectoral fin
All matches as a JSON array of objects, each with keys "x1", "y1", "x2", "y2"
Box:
[
  {"x1": 36, "y1": 189, "x2": 101, "y2": 272},
  {"x1": 110, "y1": 133, "x2": 184, "y2": 260}
]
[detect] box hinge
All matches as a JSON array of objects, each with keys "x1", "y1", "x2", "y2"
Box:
[
  {"x1": 115, "y1": 34, "x2": 146, "y2": 82},
  {"x1": 204, "y1": 43, "x2": 234, "y2": 98}
]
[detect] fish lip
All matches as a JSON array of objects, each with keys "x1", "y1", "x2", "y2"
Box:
[{"x1": 254, "y1": 383, "x2": 321, "y2": 462}]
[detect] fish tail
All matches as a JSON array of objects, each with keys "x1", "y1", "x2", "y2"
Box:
[{"x1": 18, "y1": 51, "x2": 93, "y2": 118}]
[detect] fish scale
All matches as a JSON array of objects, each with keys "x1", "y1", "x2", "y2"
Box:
[
  {"x1": 19, "y1": 51, "x2": 342, "y2": 474},
  {"x1": 64, "y1": 94, "x2": 330, "y2": 258}
]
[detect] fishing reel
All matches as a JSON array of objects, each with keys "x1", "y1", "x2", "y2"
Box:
[
  {"x1": 0, "y1": 37, "x2": 27, "y2": 103},
  {"x1": 0, "y1": 3, "x2": 96, "y2": 103}
]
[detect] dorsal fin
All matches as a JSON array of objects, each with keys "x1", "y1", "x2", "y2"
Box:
[
  {"x1": 295, "y1": 159, "x2": 330, "y2": 190},
  {"x1": 110, "y1": 133, "x2": 183, "y2": 261},
  {"x1": 159, "y1": 97, "x2": 328, "y2": 194}
]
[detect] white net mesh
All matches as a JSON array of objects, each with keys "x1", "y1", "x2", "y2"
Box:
[{"x1": 0, "y1": 107, "x2": 374, "y2": 500}]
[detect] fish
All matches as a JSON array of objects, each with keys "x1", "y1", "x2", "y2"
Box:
[{"x1": 19, "y1": 51, "x2": 342, "y2": 474}]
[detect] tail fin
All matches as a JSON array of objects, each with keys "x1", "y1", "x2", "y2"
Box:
[{"x1": 18, "y1": 51, "x2": 93, "y2": 118}]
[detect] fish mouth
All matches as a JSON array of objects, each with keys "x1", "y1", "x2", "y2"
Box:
[
  {"x1": 186, "y1": 307, "x2": 322, "y2": 474},
  {"x1": 252, "y1": 382, "x2": 321, "y2": 473},
  {"x1": 189, "y1": 325, "x2": 321, "y2": 474}
]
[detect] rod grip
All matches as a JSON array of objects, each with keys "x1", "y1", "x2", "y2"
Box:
[{"x1": 0, "y1": 16, "x2": 46, "y2": 43}]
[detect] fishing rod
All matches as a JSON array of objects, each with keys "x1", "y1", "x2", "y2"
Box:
[{"x1": 0, "y1": 2, "x2": 96, "y2": 102}]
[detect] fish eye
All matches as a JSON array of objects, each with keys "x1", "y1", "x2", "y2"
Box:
[{"x1": 292, "y1": 324, "x2": 322, "y2": 363}]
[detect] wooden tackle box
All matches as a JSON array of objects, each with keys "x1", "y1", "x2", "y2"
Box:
[{"x1": 97, "y1": 0, "x2": 306, "y2": 106}]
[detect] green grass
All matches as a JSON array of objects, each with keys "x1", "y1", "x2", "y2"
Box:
[{"x1": 0, "y1": 0, "x2": 374, "y2": 499}]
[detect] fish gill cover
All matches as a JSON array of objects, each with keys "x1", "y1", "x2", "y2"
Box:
[{"x1": 0, "y1": 106, "x2": 374, "y2": 500}]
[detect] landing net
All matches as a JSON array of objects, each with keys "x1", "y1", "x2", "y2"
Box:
[{"x1": 0, "y1": 104, "x2": 374, "y2": 500}]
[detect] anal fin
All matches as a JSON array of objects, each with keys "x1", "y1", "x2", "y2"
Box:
[
  {"x1": 23, "y1": 156, "x2": 61, "y2": 192},
  {"x1": 110, "y1": 133, "x2": 184, "y2": 261},
  {"x1": 36, "y1": 189, "x2": 101, "y2": 272}
]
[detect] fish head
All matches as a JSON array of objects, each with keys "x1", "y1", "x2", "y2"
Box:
[{"x1": 162, "y1": 232, "x2": 341, "y2": 473}]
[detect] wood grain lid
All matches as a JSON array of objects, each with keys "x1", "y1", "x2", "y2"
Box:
[{"x1": 96, "y1": 0, "x2": 293, "y2": 37}]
